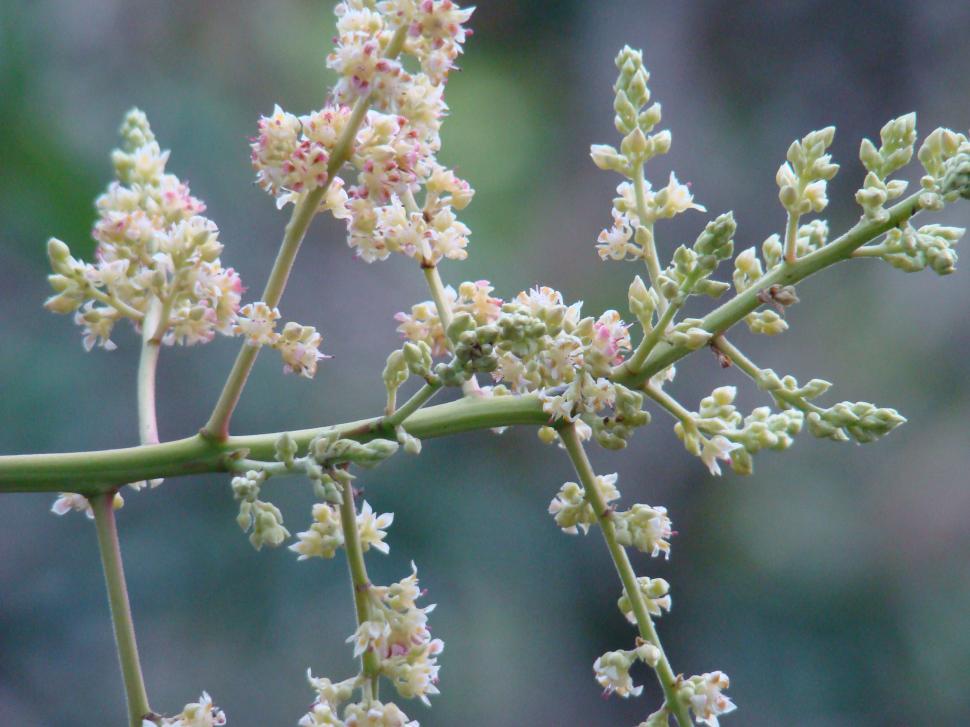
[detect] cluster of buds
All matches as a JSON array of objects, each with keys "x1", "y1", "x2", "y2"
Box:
[
  {"x1": 233, "y1": 302, "x2": 329, "y2": 379},
  {"x1": 776, "y1": 126, "x2": 839, "y2": 218},
  {"x1": 732, "y1": 224, "x2": 824, "y2": 337},
  {"x1": 231, "y1": 469, "x2": 289, "y2": 550},
  {"x1": 46, "y1": 110, "x2": 242, "y2": 351},
  {"x1": 856, "y1": 113, "x2": 917, "y2": 222},
  {"x1": 673, "y1": 386, "x2": 801, "y2": 476},
  {"x1": 395, "y1": 280, "x2": 501, "y2": 356},
  {"x1": 145, "y1": 692, "x2": 226, "y2": 727},
  {"x1": 868, "y1": 223, "x2": 962, "y2": 275},
  {"x1": 751, "y1": 370, "x2": 906, "y2": 445},
  {"x1": 591, "y1": 47, "x2": 705, "y2": 263},
  {"x1": 654, "y1": 213, "x2": 736, "y2": 302},
  {"x1": 919, "y1": 127, "x2": 970, "y2": 207}
]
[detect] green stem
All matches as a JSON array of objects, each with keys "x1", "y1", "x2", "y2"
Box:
[
  {"x1": 558, "y1": 424, "x2": 691, "y2": 727},
  {"x1": 86, "y1": 287, "x2": 145, "y2": 321},
  {"x1": 632, "y1": 166, "x2": 664, "y2": 309},
  {"x1": 712, "y1": 335, "x2": 823, "y2": 414},
  {"x1": 202, "y1": 25, "x2": 409, "y2": 441},
  {"x1": 644, "y1": 383, "x2": 696, "y2": 431},
  {"x1": 382, "y1": 381, "x2": 441, "y2": 430},
  {"x1": 783, "y1": 210, "x2": 800, "y2": 264},
  {"x1": 0, "y1": 393, "x2": 549, "y2": 493},
  {"x1": 614, "y1": 190, "x2": 927, "y2": 386},
  {"x1": 91, "y1": 493, "x2": 151, "y2": 727},
  {"x1": 423, "y1": 265, "x2": 455, "y2": 340},
  {"x1": 624, "y1": 294, "x2": 681, "y2": 376},
  {"x1": 138, "y1": 299, "x2": 163, "y2": 446},
  {"x1": 850, "y1": 244, "x2": 887, "y2": 257},
  {"x1": 337, "y1": 473, "x2": 382, "y2": 696}
]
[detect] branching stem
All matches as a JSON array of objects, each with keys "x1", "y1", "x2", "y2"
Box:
[
  {"x1": 337, "y1": 474, "x2": 382, "y2": 698},
  {"x1": 202, "y1": 25, "x2": 410, "y2": 441},
  {"x1": 558, "y1": 424, "x2": 691, "y2": 727}
]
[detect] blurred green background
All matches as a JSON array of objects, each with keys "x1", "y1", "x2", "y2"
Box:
[{"x1": 2, "y1": 1, "x2": 970, "y2": 725}]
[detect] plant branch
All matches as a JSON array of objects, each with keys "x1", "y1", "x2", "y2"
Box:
[
  {"x1": 0, "y1": 393, "x2": 549, "y2": 493},
  {"x1": 558, "y1": 424, "x2": 691, "y2": 727},
  {"x1": 614, "y1": 190, "x2": 927, "y2": 385},
  {"x1": 91, "y1": 492, "x2": 152, "y2": 727},
  {"x1": 202, "y1": 25, "x2": 410, "y2": 441},
  {"x1": 337, "y1": 473, "x2": 382, "y2": 698}
]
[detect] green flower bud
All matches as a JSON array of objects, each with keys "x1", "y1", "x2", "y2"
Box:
[{"x1": 274, "y1": 432, "x2": 298, "y2": 467}]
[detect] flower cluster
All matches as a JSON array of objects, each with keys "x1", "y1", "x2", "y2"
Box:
[
  {"x1": 591, "y1": 47, "x2": 705, "y2": 263},
  {"x1": 250, "y1": 104, "x2": 353, "y2": 209},
  {"x1": 144, "y1": 691, "x2": 226, "y2": 727},
  {"x1": 296, "y1": 563, "x2": 443, "y2": 725},
  {"x1": 290, "y1": 499, "x2": 393, "y2": 560},
  {"x1": 251, "y1": 0, "x2": 475, "y2": 271},
  {"x1": 678, "y1": 672, "x2": 737, "y2": 727},
  {"x1": 548, "y1": 472, "x2": 672, "y2": 559},
  {"x1": 46, "y1": 110, "x2": 241, "y2": 351},
  {"x1": 300, "y1": 672, "x2": 417, "y2": 727},
  {"x1": 232, "y1": 469, "x2": 290, "y2": 550},
  {"x1": 233, "y1": 302, "x2": 329, "y2": 379},
  {"x1": 396, "y1": 282, "x2": 655, "y2": 446}
]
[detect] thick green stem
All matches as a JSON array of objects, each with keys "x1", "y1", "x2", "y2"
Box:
[
  {"x1": 614, "y1": 191, "x2": 927, "y2": 385},
  {"x1": 337, "y1": 474, "x2": 382, "y2": 695},
  {"x1": 91, "y1": 493, "x2": 151, "y2": 726},
  {"x1": 202, "y1": 25, "x2": 409, "y2": 441},
  {"x1": 559, "y1": 424, "x2": 691, "y2": 726},
  {"x1": 0, "y1": 394, "x2": 549, "y2": 493}
]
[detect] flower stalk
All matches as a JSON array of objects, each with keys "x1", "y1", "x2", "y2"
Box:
[
  {"x1": 91, "y1": 492, "x2": 152, "y2": 727},
  {"x1": 559, "y1": 423, "x2": 691, "y2": 727},
  {"x1": 202, "y1": 25, "x2": 410, "y2": 441}
]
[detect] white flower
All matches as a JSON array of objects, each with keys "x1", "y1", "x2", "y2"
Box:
[
  {"x1": 687, "y1": 671, "x2": 737, "y2": 727},
  {"x1": 51, "y1": 492, "x2": 123, "y2": 519},
  {"x1": 342, "y1": 699, "x2": 418, "y2": 727},
  {"x1": 290, "y1": 503, "x2": 345, "y2": 560},
  {"x1": 596, "y1": 212, "x2": 636, "y2": 261},
  {"x1": 357, "y1": 501, "x2": 394, "y2": 554},
  {"x1": 700, "y1": 435, "x2": 742, "y2": 476},
  {"x1": 347, "y1": 618, "x2": 391, "y2": 658},
  {"x1": 656, "y1": 171, "x2": 706, "y2": 218},
  {"x1": 155, "y1": 691, "x2": 226, "y2": 727},
  {"x1": 614, "y1": 504, "x2": 672, "y2": 559},
  {"x1": 593, "y1": 650, "x2": 643, "y2": 698},
  {"x1": 233, "y1": 302, "x2": 280, "y2": 347}
]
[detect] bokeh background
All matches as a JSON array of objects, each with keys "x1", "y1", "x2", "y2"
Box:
[{"x1": 2, "y1": 1, "x2": 970, "y2": 725}]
